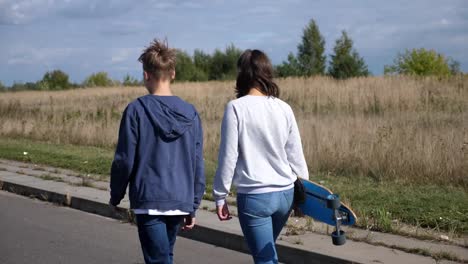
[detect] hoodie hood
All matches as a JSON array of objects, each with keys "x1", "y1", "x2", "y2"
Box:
[{"x1": 138, "y1": 95, "x2": 197, "y2": 140}]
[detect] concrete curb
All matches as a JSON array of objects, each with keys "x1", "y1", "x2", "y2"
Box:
[
  {"x1": 0, "y1": 179, "x2": 355, "y2": 264},
  {"x1": 181, "y1": 220, "x2": 352, "y2": 264},
  {"x1": 1, "y1": 180, "x2": 130, "y2": 221}
]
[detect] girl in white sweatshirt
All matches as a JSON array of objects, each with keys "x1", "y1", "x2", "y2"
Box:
[{"x1": 213, "y1": 49, "x2": 309, "y2": 264}]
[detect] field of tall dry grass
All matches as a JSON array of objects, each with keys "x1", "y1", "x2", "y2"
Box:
[{"x1": 1, "y1": 76, "x2": 467, "y2": 187}]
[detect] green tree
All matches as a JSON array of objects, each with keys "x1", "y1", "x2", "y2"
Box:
[
  {"x1": 41, "y1": 70, "x2": 71, "y2": 90},
  {"x1": 122, "y1": 74, "x2": 141, "y2": 86},
  {"x1": 276, "y1": 52, "x2": 301, "y2": 77},
  {"x1": 24, "y1": 82, "x2": 39, "y2": 90},
  {"x1": 384, "y1": 48, "x2": 452, "y2": 77},
  {"x1": 176, "y1": 50, "x2": 197, "y2": 81},
  {"x1": 297, "y1": 19, "x2": 326, "y2": 76},
  {"x1": 193, "y1": 49, "x2": 211, "y2": 80},
  {"x1": 36, "y1": 80, "x2": 50, "y2": 90},
  {"x1": 209, "y1": 49, "x2": 225, "y2": 80},
  {"x1": 10, "y1": 82, "x2": 27, "y2": 91},
  {"x1": 328, "y1": 31, "x2": 369, "y2": 79},
  {"x1": 448, "y1": 58, "x2": 462, "y2": 75},
  {"x1": 191, "y1": 68, "x2": 209, "y2": 81},
  {"x1": 209, "y1": 44, "x2": 242, "y2": 80},
  {"x1": 0, "y1": 81, "x2": 6, "y2": 92},
  {"x1": 174, "y1": 45, "x2": 242, "y2": 81},
  {"x1": 83, "y1": 72, "x2": 114, "y2": 87}
]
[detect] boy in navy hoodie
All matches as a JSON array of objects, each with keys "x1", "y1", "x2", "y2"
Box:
[{"x1": 109, "y1": 39, "x2": 205, "y2": 264}]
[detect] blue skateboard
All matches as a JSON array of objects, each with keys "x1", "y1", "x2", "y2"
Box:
[{"x1": 298, "y1": 179, "x2": 357, "y2": 245}]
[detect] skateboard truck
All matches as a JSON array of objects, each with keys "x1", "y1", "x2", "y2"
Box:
[{"x1": 326, "y1": 194, "x2": 347, "y2": 246}]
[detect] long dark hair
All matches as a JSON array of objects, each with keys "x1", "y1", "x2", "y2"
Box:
[{"x1": 235, "y1": 49, "x2": 279, "y2": 98}]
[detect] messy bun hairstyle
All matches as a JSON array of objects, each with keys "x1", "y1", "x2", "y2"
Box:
[
  {"x1": 235, "y1": 49, "x2": 279, "y2": 98},
  {"x1": 138, "y1": 39, "x2": 176, "y2": 80}
]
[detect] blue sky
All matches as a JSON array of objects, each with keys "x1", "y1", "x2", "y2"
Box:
[{"x1": 0, "y1": 0, "x2": 467, "y2": 85}]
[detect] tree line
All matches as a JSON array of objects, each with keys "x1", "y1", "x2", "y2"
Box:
[
  {"x1": 0, "y1": 45, "x2": 244, "y2": 92},
  {"x1": 276, "y1": 19, "x2": 461, "y2": 78},
  {"x1": 0, "y1": 19, "x2": 463, "y2": 92},
  {"x1": 0, "y1": 71, "x2": 139, "y2": 92}
]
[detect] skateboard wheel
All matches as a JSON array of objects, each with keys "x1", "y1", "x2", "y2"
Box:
[
  {"x1": 326, "y1": 194, "x2": 341, "y2": 209},
  {"x1": 331, "y1": 230, "x2": 346, "y2": 246}
]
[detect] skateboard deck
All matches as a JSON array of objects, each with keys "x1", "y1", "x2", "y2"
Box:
[{"x1": 298, "y1": 179, "x2": 357, "y2": 226}]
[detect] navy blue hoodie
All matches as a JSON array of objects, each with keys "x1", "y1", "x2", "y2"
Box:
[{"x1": 109, "y1": 95, "x2": 205, "y2": 217}]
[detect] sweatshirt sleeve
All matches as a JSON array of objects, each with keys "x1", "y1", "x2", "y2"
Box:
[
  {"x1": 109, "y1": 105, "x2": 139, "y2": 206},
  {"x1": 213, "y1": 102, "x2": 239, "y2": 206},
  {"x1": 285, "y1": 107, "x2": 309, "y2": 180},
  {"x1": 191, "y1": 113, "x2": 206, "y2": 217}
]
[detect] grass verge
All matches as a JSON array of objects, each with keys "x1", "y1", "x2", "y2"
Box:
[
  {"x1": 314, "y1": 175, "x2": 468, "y2": 235},
  {"x1": 0, "y1": 137, "x2": 466, "y2": 235},
  {"x1": 0, "y1": 137, "x2": 113, "y2": 175}
]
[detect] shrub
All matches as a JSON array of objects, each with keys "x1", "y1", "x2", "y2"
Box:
[
  {"x1": 208, "y1": 44, "x2": 242, "y2": 80},
  {"x1": 0, "y1": 81, "x2": 6, "y2": 92},
  {"x1": 41, "y1": 70, "x2": 71, "y2": 90},
  {"x1": 122, "y1": 74, "x2": 141, "y2": 86},
  {"x1": 83, "y1": 72, "x2": 114, "y2": 87},
  {"x1": 384, "y1": 48, "x2": 452, "y2": 77}
]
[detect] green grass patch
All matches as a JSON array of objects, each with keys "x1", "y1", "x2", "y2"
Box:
[
  {"x1": 0, "y1": 137, "x2": 215, "y2": 195},
  {"x1": 0, "y1": 137, "x2": 466, "y2": 234},
  {"x1": 315, "y1": 174, "x2": 468, "y2": 234},
  {"x1": 0, "y1": 137, "x2": 113, "y2": 175}
]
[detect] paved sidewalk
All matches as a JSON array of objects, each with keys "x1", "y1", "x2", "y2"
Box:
[{"x1": 0, "y1": 159, "x2": 465, "y2": 264}]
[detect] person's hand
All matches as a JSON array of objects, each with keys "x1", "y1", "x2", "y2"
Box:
[
  {"x1": 182, "y1": 215, "x2": 196, "y2": 231},
  {"x1": 292, "y1": 206, "x2": 304, "y2": 217},
  {"x1": 216, "y1": 203, "x2": 232, "y2": 221}
]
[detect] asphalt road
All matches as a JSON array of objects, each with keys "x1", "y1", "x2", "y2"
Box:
[{"x1": 0, "y1": 191, "x2": 253, "y2": 264}]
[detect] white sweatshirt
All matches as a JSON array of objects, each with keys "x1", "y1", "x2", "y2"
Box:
[{"x1": 213, "y1": 95, "x2": 309, "y2": 206}]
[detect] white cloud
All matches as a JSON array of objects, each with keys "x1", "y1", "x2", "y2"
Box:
[
  {"x1": 1, "y1": 0, "x2": 467, "y2": 85},
  {"x1": 0, "y1": 0, "x2": 56, "y2": 24},
  {"x1": 152, "y1": 2, "x2": 175, "y2": 9},
  {"x1": 239, "y1": 32, "x2": 277, "y2": 44},
  {"x1": 56, "y1": 0, "x2": 135, "y2": 19},
  {"x1": 440, "y1": 18, "x2": 450, "y2": 25},
  {"x1": 7, "y1": 47, "x2": 80, "y2": 66},
  {"x1": 111, "y1": 48, "x2": 139, "y2": 64},
  {"x1": 0, "y1": 0, "x2": 136, "y2": 24},
  {"x1": 245, "y1": 5, "x2": 280, "y2": 15}
]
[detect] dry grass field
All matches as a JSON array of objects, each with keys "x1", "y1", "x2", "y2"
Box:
[{"x1": 1, "y1": 76, "x2": 467, "y2": 187}]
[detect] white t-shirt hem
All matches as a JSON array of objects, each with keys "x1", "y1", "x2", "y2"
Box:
[
  {"x1": 133, "y1": 209, "x2": 189, "y2": 216},
  {"x1": 236, "y1": 184, "x2": 294, "y2": 194}
]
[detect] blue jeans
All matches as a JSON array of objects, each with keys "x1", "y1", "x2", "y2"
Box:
[
  {"x1": 237, "y1": 188, "x2": 294, "y2": 264},
  {"x1": 135, "y1": 214, "x2": 184, "y2": 264}
]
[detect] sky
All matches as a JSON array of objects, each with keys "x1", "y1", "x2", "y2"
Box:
[{"x1": 0, "y1": 0, "x2": 467, "y2": 85}]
